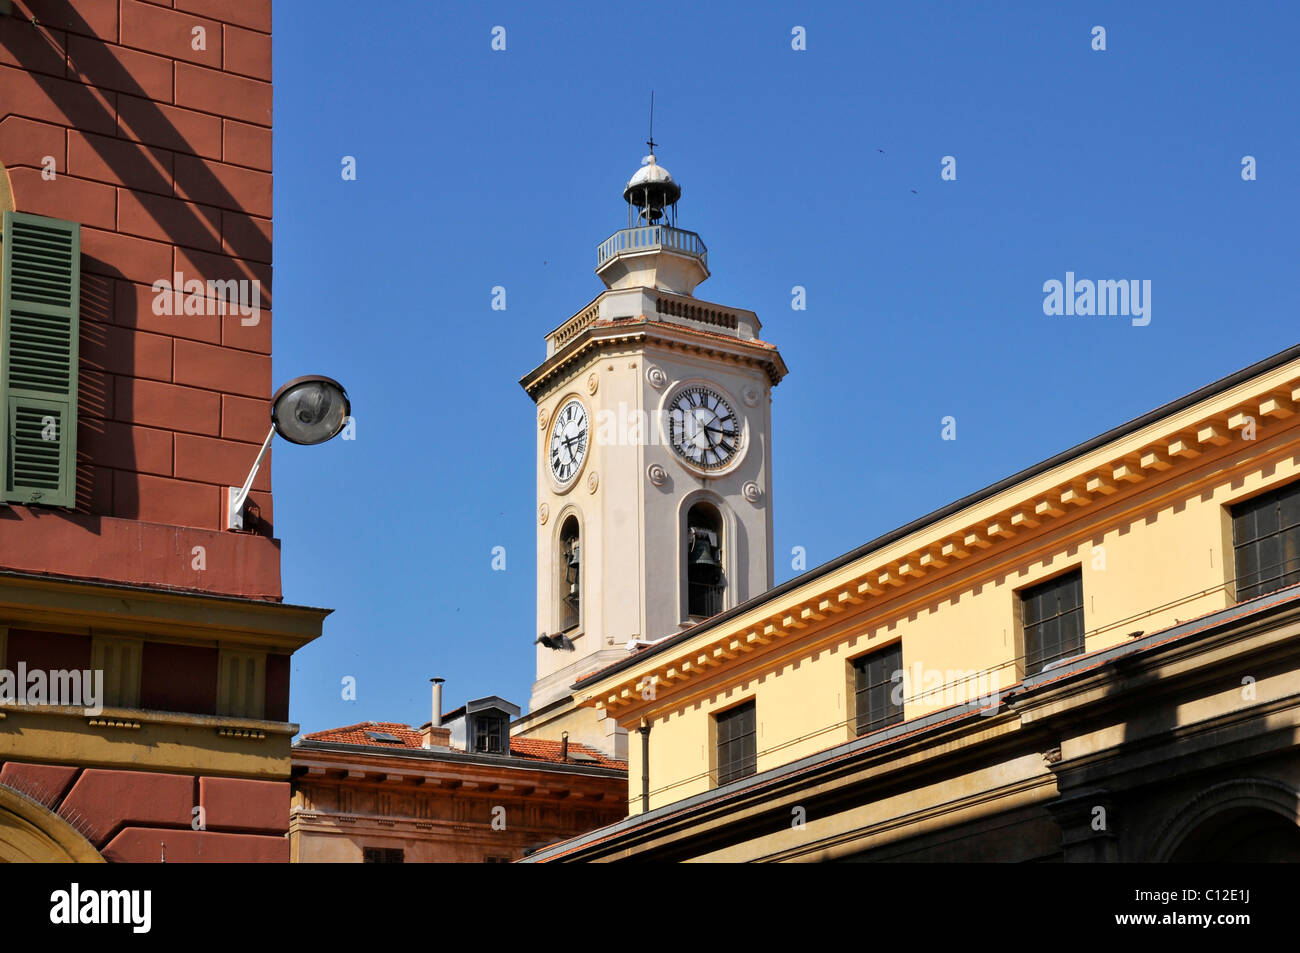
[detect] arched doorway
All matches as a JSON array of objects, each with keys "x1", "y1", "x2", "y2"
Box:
[
  {"x1": 1168, "y1": 807, "x2": 1300, "y2": 861},
  {"x1": 1153, "y1": 778, "x2": 1300, "y2": 862},
  {"x1": 0, "y1": 783, "x2": 103, "y2": 863}
]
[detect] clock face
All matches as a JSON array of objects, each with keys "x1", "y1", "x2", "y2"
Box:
[
  {"x1": 668, "y1": 386, "x2": 741, "y2": 471},
  {"x1": 548, "y1": 398, "x2": 589, "y2": 485}
]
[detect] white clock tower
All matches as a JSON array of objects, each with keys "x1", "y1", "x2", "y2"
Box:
[{"x1": 515, "y1": 150, "x2": 787, "y2": 757}]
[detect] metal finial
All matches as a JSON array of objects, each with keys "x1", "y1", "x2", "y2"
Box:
[{"x1": 646, "y1": 90, "x2": 657, "y2": 155}]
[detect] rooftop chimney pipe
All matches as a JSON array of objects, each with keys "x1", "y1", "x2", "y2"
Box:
[{"x1": 431, "y1": 678, "x2": 445, "y2": 728}]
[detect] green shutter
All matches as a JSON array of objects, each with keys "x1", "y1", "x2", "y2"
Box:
[{"x1": 0, "y1": 211, "x2": 80, "y2": 507}]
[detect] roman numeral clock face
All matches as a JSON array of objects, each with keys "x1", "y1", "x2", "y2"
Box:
[
  {"x1": 669, "y1": 386, "x2": 741, "y2": 471},
  {"x1": 548, "y1": 398, "x2": 589, "y2": 486}
]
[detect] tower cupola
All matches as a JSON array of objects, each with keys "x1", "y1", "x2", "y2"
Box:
[{"x1": 596, "y1": 152, "x2": 709, "y2": 296}]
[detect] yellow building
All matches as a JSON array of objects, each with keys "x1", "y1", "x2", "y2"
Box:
[{"x1": 523, "y1": 343, "x2": 1300, "y2": 862}]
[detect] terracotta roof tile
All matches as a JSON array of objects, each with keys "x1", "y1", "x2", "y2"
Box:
[
  {"x1": 301, "y1": 721, "x2": 425, "y2": 748},
  {"x1": 300, "y1": 721, "x2": 627, "y2": 770},
  {"x1": 507, "y1": 736, "x2": 627, "y2": 769}
]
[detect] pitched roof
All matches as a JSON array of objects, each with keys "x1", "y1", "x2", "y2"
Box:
[
  {"x1": 298, "y1": 721, "x2": 627, "y2": 769},
  {"x1": 507, "y1": 735, "x2": 626, "y2": 769},
  {"x1": 301, "y1": 722, "x2": 424, "y2": 748}
]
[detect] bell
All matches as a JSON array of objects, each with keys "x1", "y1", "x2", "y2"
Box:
[{"x1": 688, "y1": 532, "x2": 721, "y2": 583}]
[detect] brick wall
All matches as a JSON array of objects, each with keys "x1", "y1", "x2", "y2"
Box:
[{"x1": 0, "y1": 0, "x2": 281, "y2": 598}]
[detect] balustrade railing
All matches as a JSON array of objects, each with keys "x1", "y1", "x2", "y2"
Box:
[{"x1": 597, "y1": 225, "x2": 708, "y2": 269}]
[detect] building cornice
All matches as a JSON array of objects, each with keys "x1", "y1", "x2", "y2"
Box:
[
  {"x1": 521, "y1": 315, "x2": 787, "y2": 401},
  {"x1": 292, "y1": 741, "x2": 626, "y2": 783},
  {"x1": 0, "y1": 570, "x2": 330, "y2": 651},
  {"x1": 576, "y1": 348, "x2": 1300, "y2": 721}
]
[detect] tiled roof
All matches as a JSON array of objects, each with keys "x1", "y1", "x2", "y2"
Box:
[
  {"x1": 507, "y1": 736, "x2": 627, "y2": 769},
  {"x1": 301, "y1": 722, "x2": 424, "y2": 748},
  {"x1": 299, "y1": 721, "x2": 627, "y2": 770}
]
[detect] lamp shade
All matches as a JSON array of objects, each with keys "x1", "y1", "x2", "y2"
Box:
[{"x1": 271, "y1": 375, "x2": 350, "y2": 445}]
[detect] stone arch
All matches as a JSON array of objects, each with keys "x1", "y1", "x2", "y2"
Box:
[
  {"x1": 0, "y1": 782, "x2": 104, "y2": 863},
  {"x1": 1150, "y1": 777, "x2": 1300, "y2": 862}
]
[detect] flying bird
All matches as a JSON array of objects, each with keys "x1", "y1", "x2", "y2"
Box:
[{"x1": 536, "y1": 632, "x2": 576, "y2": 651}]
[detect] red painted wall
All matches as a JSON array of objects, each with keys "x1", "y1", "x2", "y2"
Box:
[
  {"x1": 0, "y1": 762, "x2": 291, "y2": 862},
  {"x1": 0, "y1": 0, "x2": 280, "y2": 600}
]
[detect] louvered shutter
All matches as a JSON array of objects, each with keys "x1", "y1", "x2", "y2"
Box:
[{"x1": 0, "y1": 211, "x2": 80, "y2": 507}]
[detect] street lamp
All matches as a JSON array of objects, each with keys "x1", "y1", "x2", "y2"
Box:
[{"x1": 225, "y1": 375, "x2": 351, "y2": 531}]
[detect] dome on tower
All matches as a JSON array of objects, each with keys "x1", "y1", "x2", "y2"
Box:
[{"x1": 623, "y1": 155, "x2": 682, "y2": 216}]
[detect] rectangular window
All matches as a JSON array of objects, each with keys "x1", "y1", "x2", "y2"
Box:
[
  {"x1": 362, "y1": 847, "x2": 404, "y2": 863},
  {"x1": 715, "y1": 700, "x2": 756, "y2": 786},
  {"x1": 852, "y1": 643, "x2": 904, "y2": 736},
  {"x1": 1021, "y1": 570, "x2": 1084, "y2": 676},
  {"x1": 1232, "y1": 481, "x2": 1300, "y2": 601},
  {"x1": 474, "y1": 715, "x2": 504, "y2": 754}
]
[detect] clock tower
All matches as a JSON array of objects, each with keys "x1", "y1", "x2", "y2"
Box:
[{"x1": 515, "y1": 151, "x2": 787, "y2": 757}]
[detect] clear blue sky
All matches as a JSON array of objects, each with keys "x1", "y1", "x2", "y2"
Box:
[{"x1": 269, "y1": 1, "x2": 1299, "y2": 735}]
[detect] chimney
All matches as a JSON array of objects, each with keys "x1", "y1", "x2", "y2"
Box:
[
  {"x1": 431, "y1": 678, "x2": 444, "y2": 727},
  {"x1": 423, "y1": 678, "x2": 450, "y2": 749},
  {"x1": 561, "y1": 731, "x2": 569, "y2": 763}
]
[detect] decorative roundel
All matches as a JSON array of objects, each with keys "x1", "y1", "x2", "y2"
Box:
[
  {"x1": 587, "y1": 471, "x2": 599, "y2": 494},
  {"x1": 586, "y1": 372, "x2": 599, "y2": 395},
  {"x1": 742, "y1": 385, "x2": 761, "y2": 408},
  {"x1": 667, "y1": 385, "x2": 741, "y2": 471},
  {"x1": 548, "y1": 397, "x2": 589, "y2": 487},
  {"x1": 538, "y1": 503, "x2": 550, "y2": 525},
  {"x1": 647, "y1": 463, "x2": 668, "y2": 487},
  {"x1": 538, "y1": 407, "x2": 548, "y2": 429},
  {"x1": 646, "y1": 365, "x2": 668, "y2": 390},
  {"x1": 742, "y1": 481, "x2": 763, "y2": 504}
]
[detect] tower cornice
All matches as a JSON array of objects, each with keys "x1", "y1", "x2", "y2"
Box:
[{"x1": 520, "y1": 316, "x2": 787, "y2": 402}]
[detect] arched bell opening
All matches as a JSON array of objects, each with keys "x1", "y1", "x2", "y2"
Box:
[
  {"x1": 556, "y1": 514, "x2": 581, "y2": 634},
  {"x1": 685, "y1": 502, "x2": 725, "y2": 620}
]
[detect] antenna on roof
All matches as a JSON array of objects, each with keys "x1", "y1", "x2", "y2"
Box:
[{"x1": 646, "y1": 90, "x2": 657, "y2": 156}]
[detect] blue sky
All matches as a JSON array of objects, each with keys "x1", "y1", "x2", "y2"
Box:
[{"x1": 269, "y1": 1, "x2": 1299, "y2": 735}]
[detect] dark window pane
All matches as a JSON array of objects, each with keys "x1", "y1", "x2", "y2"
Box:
[
  {"x1": 715, "y1": 701, "x2": 757, "y2": 785},
  {"x1": 852, "y1": 644, "x2": 904, "y2": 736},
  {"x1": 1232, "y1": 482, "x2": 1300, "y2": 601},
  {"x1": 1022, "y1": 570, "x2": 1085, "y2": 675}
]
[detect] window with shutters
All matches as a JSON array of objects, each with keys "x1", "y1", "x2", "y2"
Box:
[
  {"x1": 216, "y1": 648, "x2": 266, "y2": 719},
  {"x1": 1020, "y1": 569, "x2": 1085, "y2": 676},
  {"x1": 851, "y1": 643, "x2": 904, "y2": 736},
  {"x1": 0, "y1": 211, "x2": 81, "y2": 508},
  {"x1": 1231, "y1": 480, "x2": 1300, "y2": 601},
  {"x1": 714, "y1": 699, "x2": 757, "y2": 786}
]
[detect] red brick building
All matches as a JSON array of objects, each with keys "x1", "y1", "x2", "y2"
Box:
[
  {"x1": 292, "y1": 711, "x2": 628, "y2": 863},
  {"x1": 0, "y1": 0, "x2": 330, "y2": 862}
]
